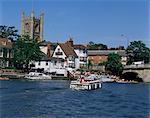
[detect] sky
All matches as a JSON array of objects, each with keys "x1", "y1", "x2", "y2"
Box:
[{"x1": 0, "y1": 0, "x2": 149, "y2": 48}]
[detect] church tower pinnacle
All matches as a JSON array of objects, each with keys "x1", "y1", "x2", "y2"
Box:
[{"x1": 21, "y1": 11, "x2": 44, "y2": 42}]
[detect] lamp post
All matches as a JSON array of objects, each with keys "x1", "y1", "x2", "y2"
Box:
[{"x1": 121, "y1": 34, "x2": 129, "y2": 48}]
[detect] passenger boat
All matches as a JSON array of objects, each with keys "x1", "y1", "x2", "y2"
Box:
[
  {"x1": 25, "y1": 72, "x2": 52, "y2": 80},
  {"x1": 70, "y1": 75, "x2": 102, "y2": 90}
]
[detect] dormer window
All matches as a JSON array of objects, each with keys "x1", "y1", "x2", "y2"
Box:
[{"x1": 2, "y1": 41, "x2": 6, "y2": 46}]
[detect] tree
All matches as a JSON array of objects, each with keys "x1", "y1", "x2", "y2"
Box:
[
  {"x1": 98, "y1": 61, "x2": 106, "y2": 66},
  {"x1": 88, "y1": 42, "x2": 107, "y2": 50},
  {"x1": 105, "y1": 53, "x2": 123, "y2": 76},
  {"x1": 126, "y1": 41, "x2": 150, "y2": 64},
  {"x1": 13, "y1": 36, "x2": 42, "y2": 71},
  {"x1": 0, "y1": 25, "x2": 19, "y2": 41},
  {"x1": 87, "y1": 59, "x2": 93, "y2": 69},
  {"x1": 89, "y1": 41, "x2": 94, "y2": 46}
]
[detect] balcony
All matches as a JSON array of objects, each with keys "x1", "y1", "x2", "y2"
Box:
[{"x1": 55, "y1": 52, "x2": 63, "y2": 55}]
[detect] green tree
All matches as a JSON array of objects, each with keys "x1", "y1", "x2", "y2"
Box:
[
  {"x1": 88, "y1": 42, "x2": 107, "y2": 50},
  {"x1": 13, "y1": 36, "x2": 42, "y2": 71},
  {"x1": 105, "y1": 53, "x2": 123, "y2": 76},
  {"x1": 0, "y1": 25, "x2": 19, "y2": 41},
  {"x1": 98, "y1": 61, "x2": 106, "y2": 66},
  {"x1": 87, "y1": 60, "x2": 93, "y2": 69},
  {"x1": 126, "y1": 41, "x2": 150, "y2": 64},
  {"x1": 89, "y1": 41, "x2": 94, "y2": 46}
]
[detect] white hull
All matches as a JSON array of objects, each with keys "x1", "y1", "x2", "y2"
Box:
[
  {"x1": 25, "y1": 72, "x2": 52, "y2": 80},
  {"x1": 70, "y1": 80, "x2": 102, "y2": 90},
  {"x1": 26, "y1": 76, "x2": 52, "y2": 80},
  {"x1": 101, "y1": 77, "x2": 114, "y2": 82}
]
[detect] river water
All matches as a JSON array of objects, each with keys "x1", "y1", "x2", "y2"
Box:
[{"x1": 0, "y1": 80, "x2": 149, "y2": 118}]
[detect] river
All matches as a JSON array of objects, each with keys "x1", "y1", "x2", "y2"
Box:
[{"x1": 0, "y1": 80, "x2": 149, "y2": 118}]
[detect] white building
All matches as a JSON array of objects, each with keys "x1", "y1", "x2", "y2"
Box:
[
  {"x1": 52, "y1": 39, "x2": 88, "y2": 71},
  {"x1": 52, "y1": 40, "x2": 78, "y2": 71},
  {"x1": 32, "y1": 53, "x2": 68, "y2": 76},
  {"x1": 74, "y1": 45, "x2": 87, "y2": 69}
]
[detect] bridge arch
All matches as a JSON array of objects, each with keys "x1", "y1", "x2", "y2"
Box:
[
  {"x1": 123, "y1": 64, "x2": 150, "y2": 82},
  {"x1": 121, "y1": 72, "x2": 143, "y2": 82}
]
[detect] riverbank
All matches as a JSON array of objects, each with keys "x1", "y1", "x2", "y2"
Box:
[{"x1": 0, "y1": 69, "x2": 149, "y2": 83}]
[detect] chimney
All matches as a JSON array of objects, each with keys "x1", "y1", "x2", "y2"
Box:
[
  {"x1": 47, "y1": 43, "x2": 51, "y2": 58},
  {"x1": 66, "y1": 38, "x2": 73, "y2": 47}
]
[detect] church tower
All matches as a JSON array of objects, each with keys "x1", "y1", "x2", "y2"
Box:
[{"x1": 21, "y1": 11, "x2": 44, "y2": 42}]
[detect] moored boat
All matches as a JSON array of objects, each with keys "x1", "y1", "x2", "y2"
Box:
[
  {"x1": 100, "y1": 75, "x2": 115, "y2": 83},
  {"x1": 0, "y1": 77, "x2": 9, "y2": 80},
  {"x1": 25, "y1": 72, "x2": 52, "y2": 80}
]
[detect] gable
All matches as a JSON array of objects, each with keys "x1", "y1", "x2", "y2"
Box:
[{"x1": 52, "y1": 45, "x2": 67, "y2": 59}]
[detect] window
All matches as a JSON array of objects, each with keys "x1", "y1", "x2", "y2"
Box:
[
  {"x1": 69, "y1": 56, "x2": 72, "y2": 61},
  {"x1": 83, "y1": 49, "x2": 87, "y2": 54},
  {"x1": 38, "y1": 61, "x2": 40, "y2": 66},
  {"x1": 80, "y1": 57, "x2": 87, "y2": 62},
  {"x1": 69, "y1": 56, "x2": 74, "y2": 61},
  {"x1": 46, "y1": 61, "x2": 48, "y2": 66},
  {"x1": 2, "y1": 41, "x2": 6, "y2": 46},
  {"x1": 84, "y1": 57, "x2": 87, "y2": 62},
  {"x1": 69, "y1": 63, "x2": 75, "y2": 68},
  {"x1": 0, "y1": 49, "x2": 3, "y2": 57},
  {"x1": 55, "y1": 52, "x2": 63, "y2": 55},
  {"x1": 80, "y1": 64, "x2": 86, "y2": 68},
  {"x1": 10, "y1": 50, "x2": 14, "y2": 58},
  {"x1": 54, "y1": 61, "x2": 57, "y2": 66},
  {"x1": 55, "y1": 48, "x2": 63, "y2": 55},
  {"x1": 61, "y1": 62, "x2": 64, "y2": 67},
  {"x1": 7, "y1": 49, "x2": 10, "y2": 58},
  {"x1": 80, "y1": 57, "x2": 84, "y2": 61}
]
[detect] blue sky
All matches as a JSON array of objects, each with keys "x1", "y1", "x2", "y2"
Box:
[{"x1": 0, "y1": 0, "x2": 149, "y2": 47}]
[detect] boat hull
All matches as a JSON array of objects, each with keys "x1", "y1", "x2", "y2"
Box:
[
  {"x1": 25, "y1": 76, "x2": 52, "y2": 80},
  {"x1": 25, "y1": 72, "x2": 52, "y2": 80},
  {"x1": 70, "y1": 80, "x2": 102, "y2": 90}
]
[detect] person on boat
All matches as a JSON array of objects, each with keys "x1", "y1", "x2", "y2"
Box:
[{"x1": 80, "y1": 77, "x2": 85, "y2": 83}]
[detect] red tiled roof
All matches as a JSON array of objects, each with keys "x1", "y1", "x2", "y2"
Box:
[
  {"x1": 59, "y1": 43, "x2": 77, "y2": 57},
  {"x1": 73, "y1": 44, "x2": 87, "y2": 49}
]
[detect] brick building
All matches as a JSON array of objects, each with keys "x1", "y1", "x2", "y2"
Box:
[
  {"x1": 0, "y1": 38, "x2": 13, "y2": 68},
  {"x1": 87, "y1": 50, "x2": 127, "y2": 69}
]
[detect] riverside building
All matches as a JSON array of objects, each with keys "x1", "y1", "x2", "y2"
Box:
[{"x1": 0, "y1": 38, "x2": 13, "y2": 68}]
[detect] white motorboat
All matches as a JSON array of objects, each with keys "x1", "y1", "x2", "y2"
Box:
[
  {"x1": 25, "y1": 72, "x2": 52, "y2": 80},
  {"x1": 70, "y1": 75, "x2": 102, "y2": 90},
  {"x1": 100, "y1": 75, "x2": 114, "y2": 83}
]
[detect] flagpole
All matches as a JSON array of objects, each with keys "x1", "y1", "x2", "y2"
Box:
[{"x1": 121, "y1": 34, "x2": 129, "y2": 48}]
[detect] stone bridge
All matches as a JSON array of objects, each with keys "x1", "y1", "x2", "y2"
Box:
[{"x1": 123, "y1": 64, "x2": 150, "y2": 82}]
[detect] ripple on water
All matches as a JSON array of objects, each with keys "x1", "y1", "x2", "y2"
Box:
[{"x1": 0, "y1": 81, "x2": 149, "y2": 118}]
